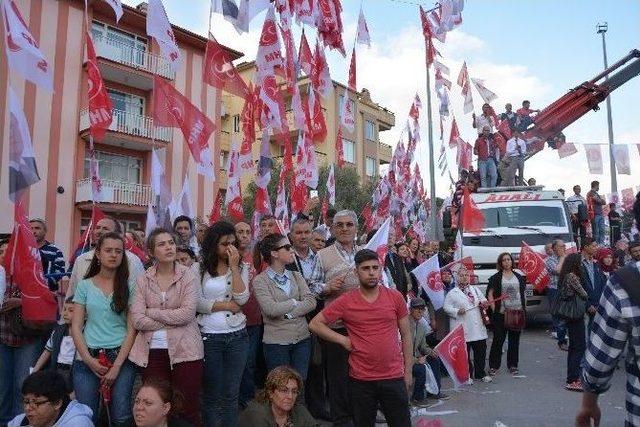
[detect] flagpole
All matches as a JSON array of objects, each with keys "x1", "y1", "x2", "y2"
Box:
[{"x1": 425, "y1": 40, "x2": 439, "y2": 241}]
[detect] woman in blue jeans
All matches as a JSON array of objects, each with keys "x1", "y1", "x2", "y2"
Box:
[
  {"x1": 252, "y1": 233, "x2": 317, "y2": 380},
  {"x1": 70, "y1": 232, "x2": 137, "y2": 426},
  {"x1": 197, "y1": 221, "x2": 250, "y2": 426}
]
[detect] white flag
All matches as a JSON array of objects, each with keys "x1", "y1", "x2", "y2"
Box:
[
  {"x1": 327, "y1": 164, "x2": 335, "y2": 205},
  {"x1": 356, "y1": 7, "x2": 371, "y2": 47},
  {"x1": 302, "y1": 133, "x2": 319, "y2": 189},
  {"x1": 255, "y1": 5, "x2": 283, "y2": 77},
  {"x1": 146, "y1": 0, "x2": 181, "y2": 71},
  {"x1": 8, "y1": 86, "x2": 40, "y2": 201},
  {"x1": 2, "y1": 0, "x2": 53, "y2": 91},
  {"x1": 340, "y1": 94, "x2": 355, "y2": 133},
  {"x1": 170, "y1": 175, "x2": 193, "y2": 221},
  {"x1": 453, "y1": 230, "x2": 462, "y2": 261},
  {"x1": 102, "y1": 0, "x2": 123, "y2": 23},
  {"x1": 471, "y1": 78, "x2": 497, "y2": 103},
  {"x1": 150, "y1": 149, "x2": 164, "y2": 195},
  {"x1": 584, "y1": 144, "x2": 603, "y2": 175},
  {"x1": 145, "y1": 201, "x2": 157, "y2": 238},
  {"x1": 612, "y1": 144, "x2": 631, "y2": 175},
  {"x1": 365, "y1": 217, "x2": 391, "y2": 266},
  {"x1": 412, "y1": 254, "x2": 445, "y2": 310}
]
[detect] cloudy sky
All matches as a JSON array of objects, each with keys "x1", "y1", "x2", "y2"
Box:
[{"x1": 124, "y1": 0, "x2": 640, "y2": 198}]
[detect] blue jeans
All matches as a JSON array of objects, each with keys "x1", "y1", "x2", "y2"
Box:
[
  {"x1": 0, "y1": 338, "x2": 47, "y2": 423},
  {"x1": 202, "y1": 329, "x2": 249, "y2": 427},
  {"x1": 478, "y1": 159, "x2": 498, "y2": 188},
  {"x1": 412, "y1": 359, "x2": 442, "y2": 401},
  {"x1": 239, "y1": 325, "x2": 262, "y2": 408},
  {"x1": 592, "y1": 214, "x2": 605, "y2": 244},
  {"x1": 547, "y1": 288, "x2": 567, "y2": 345},
  {"x1": 263, "y1": 337, "x2": 312, "y2": 380},
  {"x1": 73, "y1": 356, "x2": 137, "y2": 425}
]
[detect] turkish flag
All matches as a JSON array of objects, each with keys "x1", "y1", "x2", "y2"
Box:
[
  {"x1": 365, "y1": 217, "x2": 391, "y2": 267},
  {"x1": 85, "y1": 32, "x2": 113, "y2": 141},
  {"x1": 4, "y1": 201, "x2": 57, "y2": 323},
  {"x1": 209, "y1": 190, "x2": 224, "y2": 225},
  {"x1": 203, "y1": 37, "x2": 250, "y2": 98},
  {"x1": 153, "y1": 76, "x2": 215, "y2": 179},
  {"x1": 518, "y1": 241, "x2": 550, "y2": 292},
  {"x1": 435, "y1": 324, "x2": 470, "y2": 388},
  {"x1": 411, "y1": 254, "x2": 444, "y2": 310},
  {"x1": 69, "y1": 205, "x2": 106, "y2": 265},
  {"x1": 461, "y1": 187, "x2": 484, "y2": 234}
]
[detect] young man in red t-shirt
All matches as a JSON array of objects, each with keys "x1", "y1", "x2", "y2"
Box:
[{"x1": 309, "y1": 249, "x2": 413, "y2": 427}]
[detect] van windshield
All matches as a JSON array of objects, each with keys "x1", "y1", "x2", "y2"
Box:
[{"x1": 480, "y1": 205, "x2": 567, "y2": 228}]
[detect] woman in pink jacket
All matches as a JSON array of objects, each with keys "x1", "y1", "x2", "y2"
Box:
[{"x1": 129, "y1": 228, "x2": 204, "y2": 426}]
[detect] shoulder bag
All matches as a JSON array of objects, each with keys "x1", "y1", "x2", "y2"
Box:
[{"x1": 550, "y1": 276, "x2": 588, "y2": 321}]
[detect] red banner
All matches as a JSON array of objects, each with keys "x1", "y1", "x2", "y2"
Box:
[
  {"x1": 518, "y1": 241, "x2": 550, "y2": 292},
  {"x1": 86, "y1": 32, "x2": 113, "y2": 141}
]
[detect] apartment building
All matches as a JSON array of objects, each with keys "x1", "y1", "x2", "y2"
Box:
[{"x1": 0, "y1": 0, "x2": 239, "y2": 256}]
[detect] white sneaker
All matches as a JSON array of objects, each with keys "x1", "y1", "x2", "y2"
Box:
[{"x1": 481, "y1": 376, "x2": 493, "y2": 383}]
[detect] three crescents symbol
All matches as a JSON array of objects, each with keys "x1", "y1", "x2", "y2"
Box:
[
  {"x1": 448, "y1": 334, "x2": 463, "y2": 360},
  {"x1": 260, "y1": 20, "x2": 278, "y2": 46},
  {"x1": 427, "y1": 271, "x2": 444, "y2": 292},
  {"x1": 519, "y1": 251, "x2": 537, "y2": 274}
]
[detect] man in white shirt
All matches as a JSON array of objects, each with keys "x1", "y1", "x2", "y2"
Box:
[
  {"x1": 566, "y1": 185, "x2": 588, "y2": 245},
  {"x1": 472, "y1": 103, "x2": 497, "y2": 135},
  {"x1": 500, "y1": 131, "x2": 527, "y2": 186}
]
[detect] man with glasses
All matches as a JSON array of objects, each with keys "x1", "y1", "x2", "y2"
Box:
[{"x1": 309, "y1": 210, "x2": 361, "y2": 426}]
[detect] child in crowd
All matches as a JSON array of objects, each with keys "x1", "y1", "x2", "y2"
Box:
[
  {"x1": 32, "y1": 296, "x2": 76, "y2": 391},
  {"x1": 176, "y1": 245, "x2": 197, "y2": 268}
]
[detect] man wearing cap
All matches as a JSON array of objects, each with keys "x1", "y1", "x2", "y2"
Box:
[{"x1": 409, "y1": 297, "x2": 449, "y2": 406}]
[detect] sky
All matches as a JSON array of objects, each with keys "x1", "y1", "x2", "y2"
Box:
[{"x1": 124, "y1": 0, "x2": 640, "y2": 198}]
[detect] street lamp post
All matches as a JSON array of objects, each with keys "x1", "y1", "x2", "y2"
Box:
[{"x1": 597, "y1": 22, "x2": 617, "y2": 194}]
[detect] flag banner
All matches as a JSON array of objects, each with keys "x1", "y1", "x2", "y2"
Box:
[
  {"x1": 255, "y1": 5, "x2": 283, "y2": 76},
  {"x1": 518, "y1": 241, "x2": 550, "y2": 292},
  {"x1": 4, "y1": 201, "x2": 57, "y2": 323},
  {"x1": 311, "y1": 39, "x2": 332, "y2": 97},
  {"x1": 462, "y1": 187, "x2": 484, "y2": 234},
  {"x1": 316, "y1": 0, "x2": 346, "y2": 56},
  {"x1": 170, "y1": 175, "x2": 193, "y2": 220},
  {"x1": 153, "y1": 76, "x2": 215, "y2": 179},
  {"x1": 145, "y1": 201, "x2": 157, "y2": 238},
  {"x1": 274, "y1": 169, "x2": 289, "y2": 230},
  {"x1": 86, "y1": 32, "x2": 113, "y2": 141},
  {"x1": 298, "y1": 29, "x2": 313, "y2": 75},
  {"x1": 302, "y1": 132, "x2": 319, "y2": 189},
  {"x1": 449, "y1": 117, "x2": 460, "y2": 148},
  {"x1": 307, "y1": 88, "x2": 327, "y2": 141},
  {"x1": 356, "y1": 7, "x2": 371, "y2": 47},
  {"x1": 584, "y1": 144, "x2": 603, "y2": 175},
  {"x1": 259, "y1": 74, "x2": 287, "y2": 134},
  {"x1": 557, "y1": 142, "x2": 578, "y2": 159},
  {"x1": 291, "y1": 84, "x2": 306, "y2": 129},
  {"x1": 255, "y1": 128, "x2": 273, "y2": 215},
  {"x1": 294, "y1": 0, "x2": 317, "y2": 25},
  {"x1": 212, "y1": 0, "x2": 250, "y2": 33},
  {"x1": 224, "y1": 142, "x2": 244, "y2": 220},
  {"x1": 279, "y1": 21, "x2": 297, "y2": 93},
  {"x1": 365, "y1": 217, "x2": 391, "y2": 266},
  {"x1": 434, "y1": 324, "x2": 470, "y2": 388},
  {"x1": 147, "y1": 0, "x2": 180, "y2": 71},
  {"x1": 457, "y1": 62, "x2": 474, "y2": 114},
  {"x1": 412, "y1": 254, "x2": 445, "y2": 310},
  {"x1": 151, "y1": 148, "x2": 165, "y2": 195},
  {"x1": 340, "y1": 94, "x2": 355, "y2": 133},
  {"x1": 348, "y1": 47, "x2": 356, "y2": 92},
  {"x1": 612, "y1": 144, "x2": 631, "y2": 175},
  {"x1": 89, "y1": 145, "x2": 103, "y2": 202},
  {"x1": 335, "y1": 127, "x2": 344, "y2": 167},
  {"x1": 209, "y1": 189, "x2": 224, "y2": 224},
  {"x1": 456, "y1": 140, "x2": 472, "y2": 171},
  {"x1": 471, "y1": 78, "x2": 497, "y2": 103},
  {"x1": 102, "y1": 0, "x2": 123, "y2": 22},
  {"x1": 2, "y1": 0, "x2": 53, "y2": 90},
  {"x1": 8, "y1": 86, "x2": 40, "y2": 202},
  {"x1": 237, "y1": 122, "x2": 254, "y2": 178},
  {"x1": 327, "y1": 163, "x2": 336, "y2": 205},
  {"x1": 203, "y1": 37, "x2": 250, "y2": 98},
  {"x1": 621, "y1": 188, "x2": 634, "y2": 211}
]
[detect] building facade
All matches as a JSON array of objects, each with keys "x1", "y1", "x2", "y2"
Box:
[{"x1": 0, "y1": 0, "x2": 238, "y2": 256}]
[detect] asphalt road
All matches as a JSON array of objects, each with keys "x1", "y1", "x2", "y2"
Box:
[{"x1": 408, "y1": 325, "x2": 627, "y2": 427}]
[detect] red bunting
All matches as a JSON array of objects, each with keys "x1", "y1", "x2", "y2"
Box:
[
  {"x1": 518, "y1": 242, "x2": 550, "y2": 292},
  {"x1": 209, "y1": 190, "x2": 223, "y2": 225},
  {"x1": 203, "y1": 37, "x2": 250, "y2": 98},
  {"x1": 461, "y1": 187, "x2": 484, "y2": 234},
  {"x1": 85, "y1": 31, "x2": 113, "y2": 141}
]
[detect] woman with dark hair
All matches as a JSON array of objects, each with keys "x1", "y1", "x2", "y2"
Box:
[
  {"x1": 408, "y1": 238, "x2": 421, "y2": 266},
  {"x1": 130, "y1": 377, "x2": 192, "y2": 427},
  {"x1": 70, "y1": 232, "x2": 137, "y2": 426},
  {"x1": 595, "y1": 247, "x2": 618, "y2": 278},
  {"x1": 557, "y1": 253, "x2": 589, "y2": 392},
  {"x1": 196, "y1": 221, "x2": 250, "y2": 427},
  {"x1": 129, "y1": 229, "x2": 203, "y2": 426},
  {"x1": 238, "y1": 366, "x2": 318, "y2": 427},
  {"x1": 252, "y1": 233, "x2": 316, "y2": 381},
  {"x1": 486, "y1": 253, "x2": 527, "y2": 376}
]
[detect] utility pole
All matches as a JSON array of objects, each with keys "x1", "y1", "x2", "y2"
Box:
[{"x1": 597, "y1": 22, "x2": 617, "y2": 194}]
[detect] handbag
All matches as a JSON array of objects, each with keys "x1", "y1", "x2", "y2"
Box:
[
  {"x1": 3, "y1": 307, "x2": 54, "y2": 337},
  {"x1": 504, "y1": 308, "x2": 525, "y2": 330},
  {"x1": 550, "y1": 278, "x2": 588, "y2": 321}
]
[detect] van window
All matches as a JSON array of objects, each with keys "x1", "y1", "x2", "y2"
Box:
[{"x1": 481, "y1": 206, "x2": 566, "y2": 228}]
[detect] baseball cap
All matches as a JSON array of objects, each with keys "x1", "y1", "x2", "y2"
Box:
[{"x1": 410, "y1": 297, "x2": 427, "y2": 309}]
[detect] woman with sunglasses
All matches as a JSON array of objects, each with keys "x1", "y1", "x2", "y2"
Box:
[
  {"x1": 253, "y1": 234, "x2": 317, "y2": 381},
  {"x1": 197, "y1": 221, "x2": 250, "y2": 427}
]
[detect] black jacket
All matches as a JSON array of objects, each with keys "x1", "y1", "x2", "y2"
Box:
[
  {"x1": 486, "y1": 271, "x2": 527, "y2": 315},
  {"x1": 385, "y1": 252, "x2": 411, "y2": 297}
]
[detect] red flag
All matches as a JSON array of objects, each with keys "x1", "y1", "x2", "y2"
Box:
[
  {"x1": 125, "y1": 235, "x2": 147, "y2": 263},
  {"x1": 316, "y1": 0, "x2": 346, "y2": 56},
  {"x1": 85, "y1": 32, "x2": 113, "y2": 141},
  {"x1": 335, "y1": 126, "x2": 345, "y2": 167},
  {"x1": 306, "y1": 88, "x2": 327, "y2": 142},
  {"x1": 153, "y1": 76, "x2": 215, "y2": 179},
  {"x1": 70, "y1": 205, "x2": 106, "y2": 265},
  {"x1": 298, "y1": 29, "x2": 313, "y2": 76},
  {"x1": 279, "y1": 23, "x2": 297, "y2": 94},
  {"x1": 435, "y1": 324, "x2": 470, "y2": 388},
  {"x1": 311, "y1": 40, "x2": 332, "y2": 97},
  {"x1": 518, "y1": 242, "x2": 550, "y2": 292},
  {"x1": 256, "y1": 5, "x2": 283, "y2": 76},
  {"x1": 4, "y1": 201, "x2": 57, "y2": 323},
  {"x1": 497, "y1": 118, "x2": 512, "y2": 140},
  {"x1": 203, "y1": 37, "x2": 250, "y2": 98},
  {"x1": 449, "y1": 117, "x2": 460, "y2": 148},
  {"x1": 259, "y1": 74, "x2": 287, "y2": 134},
  {"x1": 348, "y1": 47, "x2": 356, "y2": 92},
  {"x1": 456, "y1": 140, "x2": 473, "y2": 171},
  {"x1": 209, "y1": 190, "x2": 223, "y2": 225},
  {"x1": 461, "y1": 187, "x2": 484, "y2": 234}
]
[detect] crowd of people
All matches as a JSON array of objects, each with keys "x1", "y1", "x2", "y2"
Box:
[{"x1": 1, "y1": 191, "x2": 639, "y2": 426}]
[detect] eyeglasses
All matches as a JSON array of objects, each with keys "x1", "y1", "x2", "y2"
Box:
[
  {"x1": 275, "y1": 244, "x2": 293, "y2": 251},
  {"x1": 275, "y1": 387, "x2": 299, "y2": 396},
  {"x1": 22, "y1": 399, "x2": 50, "y2": 408},
  {"x1": 335, "y1": 222, "x2": 355, "y2": 229}
]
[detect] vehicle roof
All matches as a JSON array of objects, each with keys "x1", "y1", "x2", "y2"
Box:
[{"x1": 471, "y1": 187, "x2": 565, "y2": 204}]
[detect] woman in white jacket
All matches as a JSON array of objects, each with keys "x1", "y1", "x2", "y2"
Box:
[{"x1": 443, "y1": 266, "x2": 492, "y2": 383}]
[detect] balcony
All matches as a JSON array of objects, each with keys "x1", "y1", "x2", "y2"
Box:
[
  {"x1": 92, "y1": 36, "x2": 175, "y2": 88},
  {"x1": 378, "y1": 142, "x2": 392, "y2": 164},
  {"x1": 79, "y1": 109, "x2": 172, "y2": 150},
  {"x1": 76, "y1": 178, "x2": 152, "y2": 207}
]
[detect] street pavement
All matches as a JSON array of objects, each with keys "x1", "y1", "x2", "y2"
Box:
[{"x1": 408, "y1": 325, "x2": 627, "y2": 427}]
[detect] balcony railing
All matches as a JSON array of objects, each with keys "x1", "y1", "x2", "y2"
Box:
[
  {"x1": 92, "y1": 35, "x2": 175, "y2": 79},
  {"x1": 79, "y1": 108, "x2": 173, "y2": 143},
  {"x1": 76, "y1": 178, "x2": 152, "y2": 206}
]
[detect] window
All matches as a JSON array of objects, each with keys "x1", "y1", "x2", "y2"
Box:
[
  {"x1": 365, "y1": 157, "x2": 376, "y2": 177},
  {"x1": 91, "y1": 21, "x2": 148, "y2": 67},
  {"x1": 84, "y1": 151, "x2": 142, "y2": 184},
  {"x1": 365, "y1": 120, "x2": 376, "y2": 141},
  {"x1": 220, "y1": 150, "x2": 229, "y2": 169},
  {"x1": 343, "y1": 139, "x2": 355, "y2": 164},
  {"x1": 232, "y1": 115, "x2": 241, "y2": 133},
  {"x1": 480, "y1": 205, "x2": 567, "y2": 228}
]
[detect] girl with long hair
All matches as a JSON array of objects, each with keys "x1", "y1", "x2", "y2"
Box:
[
  {"x1": 129, "y1": 229, "x2": 204, "y2": 426},
  {"x1": 70, "y1": 232, "x2": 137, "y2": 426},
  {"x1": 196, "y1": 221, "x2": 249, "y2": 427}
]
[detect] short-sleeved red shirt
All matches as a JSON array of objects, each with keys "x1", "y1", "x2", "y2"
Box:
[{"x1": 322, "y1": 286, "x2": 409, "y2": 381}]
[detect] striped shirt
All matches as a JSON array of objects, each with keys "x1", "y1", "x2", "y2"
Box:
[
  {"x1": 581, "y1": 266, "x2": 640, "y2": 426},
  {"x1": 39, "y1": 241, "x2": 66, "y2": 291}
]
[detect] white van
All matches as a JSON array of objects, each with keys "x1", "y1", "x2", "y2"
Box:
[{"x1": 458, "y1": 186, "x2": 577, "y2": 317}]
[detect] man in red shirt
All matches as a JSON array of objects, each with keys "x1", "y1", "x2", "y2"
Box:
[
  {"x1": 309, "y1": 249, "x2": 413, "y2": 427},
  {"x1": 473, "y1": 126, "x2": 499, "y2": 188}
]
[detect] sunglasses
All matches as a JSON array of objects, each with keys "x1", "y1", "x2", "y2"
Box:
[{"x1": 275, "y1": 244, "x2": 293, "y2": 251}]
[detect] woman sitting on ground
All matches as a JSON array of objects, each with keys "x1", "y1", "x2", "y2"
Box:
[
  {"x1": 128, "y1": 377, "x2": 192, "y2": 427},
  {"x1": 238, "y1": 366, "x2": 318, "y2": 427}
]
